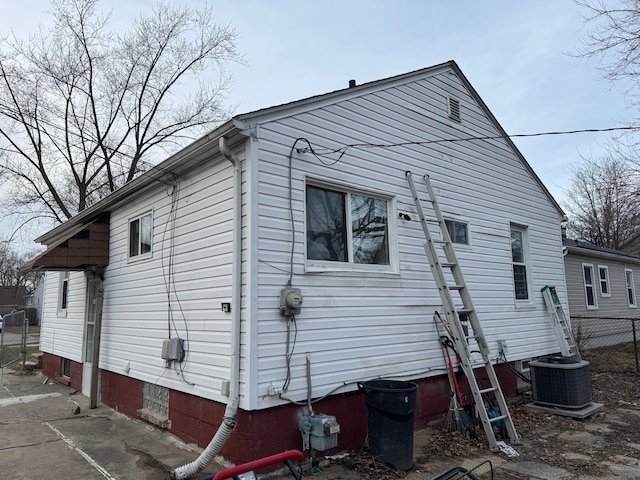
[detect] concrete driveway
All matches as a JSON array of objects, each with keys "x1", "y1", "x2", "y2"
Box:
[{"x1": 0, "y1": 370, "x2": 221, "y2": 480}]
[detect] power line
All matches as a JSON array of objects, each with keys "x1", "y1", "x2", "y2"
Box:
[{"x1": 296, "y1": 125, "x2": 640, "y2": 162}]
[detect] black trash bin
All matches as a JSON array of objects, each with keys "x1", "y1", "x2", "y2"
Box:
[{"x1": 361, "y1": 379, "x2": 418, "y2": 471}]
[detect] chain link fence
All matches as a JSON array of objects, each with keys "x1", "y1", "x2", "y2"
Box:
[
  {"x1": 0, "y1": 310, "x2": 30, "y2": 371},
  {"x1": 571, "y1": 315, "x2": 640, "y2": 372}
]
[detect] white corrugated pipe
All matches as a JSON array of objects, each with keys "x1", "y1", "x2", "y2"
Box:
[
  {"x1": 173, "y1": 417, "x2": 236, "y2": 479},
  {"x1": 173, "y1": 137, "x2": 243, "y2": 479}
]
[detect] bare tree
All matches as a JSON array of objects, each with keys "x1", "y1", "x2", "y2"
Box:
[
  {"x1": 0, "y1": 0, "x2": 241, "y2": 229},
  {"x1": 0, "y1": 242, "x2": 42, "y2": 295},
  {"x1": 577, "y1": 1, "x2": 640, "y2": 84},
  {"x1": 565, "y1": 155, "x2": 640, "y2": 249}
]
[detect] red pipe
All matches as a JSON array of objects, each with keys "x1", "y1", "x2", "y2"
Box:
[{"x1": 213, "y1": 450, "x2": 305, "y2": 480}]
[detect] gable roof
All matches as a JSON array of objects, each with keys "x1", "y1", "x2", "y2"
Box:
[
  {"x1": 233, "y1": 60, "x2": 562, "y2": 216},
  {"x1": 33, "y1": 60, "x2": 563, "y2": 249},
  {"x1": 563, "y1": 238, "x2": 640, "y2": 265}
]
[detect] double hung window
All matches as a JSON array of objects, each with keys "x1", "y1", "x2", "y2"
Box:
[
  {"x1": 510, "y1": 225, "x2": 530, "y2": 301},
  {"x1": 625, "y1": 269, "x2": 637, "y2": 308},
  {"x1": 58, "y1": 271, "x2": 69, "y2": 315},
  {"x1": 129, "y1": 212, "x2": 153, "y2": 258},
  {"x1": 306, "y1": 184, "x2": 390, "y2": 266},
  {"x1": 582, "y1": 263, "x2": 597, "y2": 309},
  {"x1": 598, "y1": 266, "x2": 610, "y2": 297}
]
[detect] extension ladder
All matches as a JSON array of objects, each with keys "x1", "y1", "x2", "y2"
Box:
[
  {"x1": 406, "y1": 170, "x2": 520, "y2": 452},
  {"x1": 541, "y1": 286, "x2": 581, "y2": 360}
]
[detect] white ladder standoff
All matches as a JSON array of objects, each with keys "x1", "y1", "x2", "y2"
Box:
[
  {"x1": 406, "y1": 170, "x2": 520, "y2": 451},
  {"x1": 541, "y1": 285, "x2": 581, "y2": 360}
]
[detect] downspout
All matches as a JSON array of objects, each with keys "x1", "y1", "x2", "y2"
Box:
[{"x1": 173, "y1": 137, "x2": 242, "y2": 479}]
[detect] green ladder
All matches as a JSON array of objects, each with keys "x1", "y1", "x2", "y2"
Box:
[{"x1": 541, "y1": 286, "x2": 580, "y2": 360}]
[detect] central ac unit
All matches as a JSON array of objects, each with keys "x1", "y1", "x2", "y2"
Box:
[{"x1": 530, "y1": 356, "x2": 592, "y2": 409}]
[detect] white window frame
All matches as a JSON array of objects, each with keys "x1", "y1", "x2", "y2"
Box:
[
  {"x1": 510, "y1": 224, "x2": 531, "y2": 304},
  {"x1": 625, "y1": 268, "x2": 637, "y2": 308},
  {"x1": 57, "y1": 271, "x2": 69, "y2": 317},
  {"x1": 598, "y1": 265, "x2": 611, "y2": 297},
  {"x1": 582, "y1": 263, "x2": 598, "y2": 310},
  {"x1": 128, "y1": 211, "x2": 153, "y2": 261},
  {"x1": 444, "y1": 219, "x2": 469, "y2": 246},
  {"x1": 305, "y1": 181, "x2": 397, "y2": 273},
  {"x1": 61, "y1": 357, "x2": 71, "y2": 378}
]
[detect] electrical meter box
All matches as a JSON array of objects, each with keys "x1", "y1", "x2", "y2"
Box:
[
  {"x1": 309, "y1": 414, "x2": 340, "y2": 451},
  {"x1": 161, "y1": 337, "x2": 184, "y2": 362},
  {"x1": 279, "y1": 287, "x2": 303, "y2": 317}
]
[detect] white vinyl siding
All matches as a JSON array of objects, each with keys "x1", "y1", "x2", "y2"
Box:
[
  {"x1": 99, "y1": 158, "x2": 237, "y2": 400},
  {"x1": 598, "y1": 265, "x2": 610, "y2": 297},
  {"x1": 250, "y1": 67, "x2": 566, "y2": 408},
  {"x1": 582, "y1": 263, "x2": 597, "y2": 309},
  {"x1": 625, "y1": 269, "x2": 636, "y2": 308},
  {"x1": 40, "y1": 271, "x2": 87, "y2": 362}
]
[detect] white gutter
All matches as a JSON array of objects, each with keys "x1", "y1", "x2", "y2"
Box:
[{"x1": 173, "y1": 137, "x2": 242, "y2": 479}]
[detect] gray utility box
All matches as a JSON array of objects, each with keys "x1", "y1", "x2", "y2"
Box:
[
  {"x1": 309, "y1": 414, "x2": 340, "y2": 451},
  {"x1": 530, "y1": 356, "x2": 592, "y2": 409}
]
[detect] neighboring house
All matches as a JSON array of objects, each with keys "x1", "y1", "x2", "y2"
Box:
[
  {"x1": 563, "y1": 238, "x2": 640, "y2": 348},
  {"x1": 0, "y1": 285, "x2": 27, "y2": 317},
  {"x1": 23, "y1": 61, "x2": 568, "y2": 466}
]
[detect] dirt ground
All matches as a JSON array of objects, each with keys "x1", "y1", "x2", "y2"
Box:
[{"x1": 292, "y1": 344, "x2": 640, "y2": 480}]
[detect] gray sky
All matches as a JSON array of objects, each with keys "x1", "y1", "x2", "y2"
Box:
[{"x1": 1, "y1": 0, "x2": 634, "y2": 244}]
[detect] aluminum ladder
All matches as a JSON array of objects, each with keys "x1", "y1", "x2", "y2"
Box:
[
  {"x1": 541, "y1": 285, "x2": 580, "y2": 360},
  {"x1": 406, "y1": 170, "x2": 520, "y2": 451}
]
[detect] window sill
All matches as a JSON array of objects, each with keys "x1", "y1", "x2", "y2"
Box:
[
  {"x1": 305, "y1": 262, "x2": 399, "y2": 275},
  {"x1": 514, "y1": 302, "x2": 535, "y2": 310},
  {"x1": 127, "y1": 253, "x2": 153, "y2": 264}
]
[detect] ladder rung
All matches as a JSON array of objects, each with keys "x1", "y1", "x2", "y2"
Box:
[
  {"x1": 448, "y1": 285, "x2": 465, "y2": 291},
  {"x1": 457, "y1": 308, "x2": 473, "y2": 314},
  {"x1": 469, "y1": 360, "x2": 490, "y2": 368},
  {"x1": 489, "y1": 414, "x2": 508, "y2": 423},
  {"x1": 479, "y1": 386, "x2": 498, "y2": 395},
  {"x1": 441, "y1": 262, "x2": 457, "y2": 268}
]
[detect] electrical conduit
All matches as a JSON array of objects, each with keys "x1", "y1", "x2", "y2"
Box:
[{"x1": 173, "y1": 137, "x2": 243, "y2": 479}]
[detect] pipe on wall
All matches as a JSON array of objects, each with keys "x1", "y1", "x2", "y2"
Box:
[{"x1": 173, "y1": 137, "x2": 243, "y2": 479}]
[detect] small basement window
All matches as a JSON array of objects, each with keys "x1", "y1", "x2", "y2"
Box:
[
  {"x1": 61, "y1": 358, "x2": 71, "y2": 378},
  {"x1": 141, "y1": 383, "x2": 170, "y2": 428}
]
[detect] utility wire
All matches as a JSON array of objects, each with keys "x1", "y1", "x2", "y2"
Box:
[{"x1": 295, "y1": 125, "x2": 640, "y2": 163}]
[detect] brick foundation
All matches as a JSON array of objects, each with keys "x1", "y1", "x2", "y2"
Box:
[
  {"x1": 41, "y1": 352, "x2": 517, "y2": 465},
  {"x1": 42, "y1": 352, "x2": 82, "y2": 391}
]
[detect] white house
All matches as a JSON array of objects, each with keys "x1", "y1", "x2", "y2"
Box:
[{"x1": 25, "y1": 61, "x2": 567, "y2": 469}]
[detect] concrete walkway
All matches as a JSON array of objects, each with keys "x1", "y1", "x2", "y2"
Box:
[
  {"x1": 0, "y1": 369, "x2": 221, "y2": 480},
  {"x1": 3, "y1": 368, "x2": 639, "y2": 480}
]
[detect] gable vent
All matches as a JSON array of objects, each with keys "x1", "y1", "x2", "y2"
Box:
[{"x1": 448, "y1": 96, "x2": 461, "y2": 123}]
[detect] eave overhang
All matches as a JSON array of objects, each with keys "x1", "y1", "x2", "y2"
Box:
[{"x1": 20, "y1": 215, "x2": 110, "y2": 274}]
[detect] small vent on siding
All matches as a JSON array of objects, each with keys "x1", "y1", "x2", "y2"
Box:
[{"x1": 448, "y1": 96, "x2": 461, "y2": 123}]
